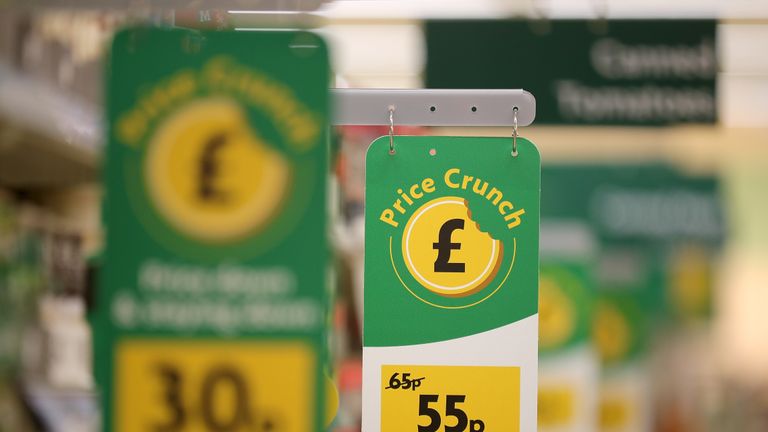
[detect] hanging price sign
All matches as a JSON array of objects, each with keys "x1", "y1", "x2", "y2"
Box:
[
  {"x1": 363, "y1": 136, "x2": 541, "y2": 432},
  {"x1": 537, "y1": 222, "x2": 599, "y2": 431},
  {"x1": 97, "y1": 28, "x2": 330, "y2": 432}
]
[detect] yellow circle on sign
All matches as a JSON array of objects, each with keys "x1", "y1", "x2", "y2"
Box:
[
  {"x1": 593, "y1": 301, "x2": 631, "y2": 363},
  {"x1": 538, "y1": 276, "x2": 576, "y2": 350},
  {"x1": 115, "y1": 339, "x2": 315, "y2": 432},
  {"x1": 669, "y1": 246, "x2": 711, "y2": 318},
  {"x1": 145, "y1": 98, "x2": 291, "y2": 243},
  {"x1": 401, "y1": 197, "x2": 503, "y2": 297}
]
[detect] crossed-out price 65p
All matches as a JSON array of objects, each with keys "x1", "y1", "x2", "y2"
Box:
[{"x1": 385, "y1": 372, "x2": 426, "y2": 391}]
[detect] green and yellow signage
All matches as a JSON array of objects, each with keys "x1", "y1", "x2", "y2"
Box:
[
  {"x1": 96, "y1": 28, "x2": 329, "y2": 432},
  {"x1": 538, "y1": 222, "x2": 599, "y2": 432},
  {"x1": 363, "y1": 136, "x2": 540, "y2": 432}
]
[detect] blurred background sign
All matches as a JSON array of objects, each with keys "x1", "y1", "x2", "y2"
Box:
[
  {"x1": 542, "y1": 164, "x2": 723, "y2": 321},
  {"x1": 96, "y1": 28, "x2": 331, "y2": 432},
  {"x1": 541, "y1": 164, "x2": 724, "y2": 245},
  {"x1": 538, "y1": 222, "x2": 599, "y2": 432},
  {"x1": 426, "y1": 20, "x2": 717, "y2": 125}
]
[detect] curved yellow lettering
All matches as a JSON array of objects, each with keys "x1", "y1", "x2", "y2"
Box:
[
  {"x1": 499, "y1": 201, "x2": 513, "y2": 216},
  {"x1": 444, "y1": 168, "x2": 461, "y2": 188},
  {"x1": 410, "y1": 184, "x2": 424, "y2": 199}
]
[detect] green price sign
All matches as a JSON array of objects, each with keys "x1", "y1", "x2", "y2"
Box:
[
  {"x1": 363, "y1": 136, "x2": 540, "y2": 432},
  {"x1": 97, "y1": 28, "x2": 330, "y2": 432}
]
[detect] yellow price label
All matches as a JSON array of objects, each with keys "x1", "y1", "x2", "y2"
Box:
[
  {"x1": 599, "y1": 396, "x2": 632, "y2": 430},
  {"x1": 537, "y1": 386, "x2": 575, "y2": 427},
  {"x1": 116, "y1": 339, "x2": 315, "y2": 432},
  {"x1": 381, "y1": 365, "x2": 520, "y2": 432}
]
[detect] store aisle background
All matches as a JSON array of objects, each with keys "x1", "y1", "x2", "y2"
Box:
[{"x1": 1, "y1": 1, "x2": 768, "y2": 431}]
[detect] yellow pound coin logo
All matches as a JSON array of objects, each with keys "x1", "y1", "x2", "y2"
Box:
[
  {"x1": 402, "y1": 197, "x2": 503, "y2": 297},
  {"x1": 145, "y1": 98, "x2": 291, "y2": 243},
  {"x1": 593, "y1": 301, "x2": 631, "y2": 363},
  {"x1": 538, "y1": 276, "x2": 576, "y2": 350}
]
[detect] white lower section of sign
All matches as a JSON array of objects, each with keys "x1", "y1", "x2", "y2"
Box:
[
  {"x1": 539, "y1": 345, "x2": 599, "y2": 432},
  {"x1": 362, "y1": 314, "x2": 539, "y2": 432},
  {"x1": 600, "y1": 364, "x2": 652, "y2": 432}
]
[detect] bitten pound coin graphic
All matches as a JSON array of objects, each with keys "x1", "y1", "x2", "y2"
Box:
[
  {"x1": 145, "y1": 98, "x2": 292, "y2": 243},
  {"x1": 401, "y1": 197, "x2": 504, "y2": 298}
]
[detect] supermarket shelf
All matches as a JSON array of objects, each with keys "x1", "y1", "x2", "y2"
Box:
[{"x1": 0, "y1": 62, "x2": 101, "y2": 188}]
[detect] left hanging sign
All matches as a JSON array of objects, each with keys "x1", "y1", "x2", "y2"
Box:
[{"x1": 96, "y1": 28, "x2": 330, "y2": 432}]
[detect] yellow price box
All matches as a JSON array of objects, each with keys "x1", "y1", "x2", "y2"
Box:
[
  {"x1": 116, "y1": 339, "x2": 316, "y2": 432},
  {"x1": 381, "y1": 365, "x2": 520, "y2": 432},
  {"x1": 599, "y1": 396, "x2": 633, "y2": 430},
  {"x1": 537, "y1": 385, "x2": 575, "y2": 427}
]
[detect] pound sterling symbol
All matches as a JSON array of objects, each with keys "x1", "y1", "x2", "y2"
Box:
[
  {"x1": 198, "y1": 132, "x2": 229, "y2": 202},
  {"x1": 433, "y1": 218, "x2": 465, "y2": 273}
]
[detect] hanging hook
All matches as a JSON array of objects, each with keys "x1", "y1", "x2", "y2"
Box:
[
  {"x1": 512, "y1": 106, "x2": 519, "y2": 157},
  {"x1": 388, "y1": 105, "x2": 396, "y2": 155}
]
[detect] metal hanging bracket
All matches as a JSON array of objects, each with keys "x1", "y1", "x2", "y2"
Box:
[{"x1": 332, "y1": 89, "x2": 535, "y2": 127}]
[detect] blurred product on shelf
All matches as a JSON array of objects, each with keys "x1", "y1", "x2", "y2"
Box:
[
  {"x1": 335, "y1": 358, "x2": 363, "y2": 432},
  {"x1": 0, "y1": 190, "x2": 97, "y2": 431}
]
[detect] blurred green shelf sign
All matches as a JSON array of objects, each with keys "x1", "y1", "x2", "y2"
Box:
[
  {"x1": 540, "y1": 164, "x2": 724, "y2": 245},
  {"x1": 540, "y1": 164, "x2": 723, "y2": 323},
  {"x1": 97, "y1": 28, "x2": 330, "y2": 432},
  {"x1": 426, "y1": 20, "x2": 717, "y2": 125}
]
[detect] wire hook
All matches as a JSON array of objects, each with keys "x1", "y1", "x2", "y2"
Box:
[
  {"x1": 512, "y1": 106, "x2": 519, "y2": 157},
  {"x1": 388, "y1": 105, "x2": 396, "y2": 155}
]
